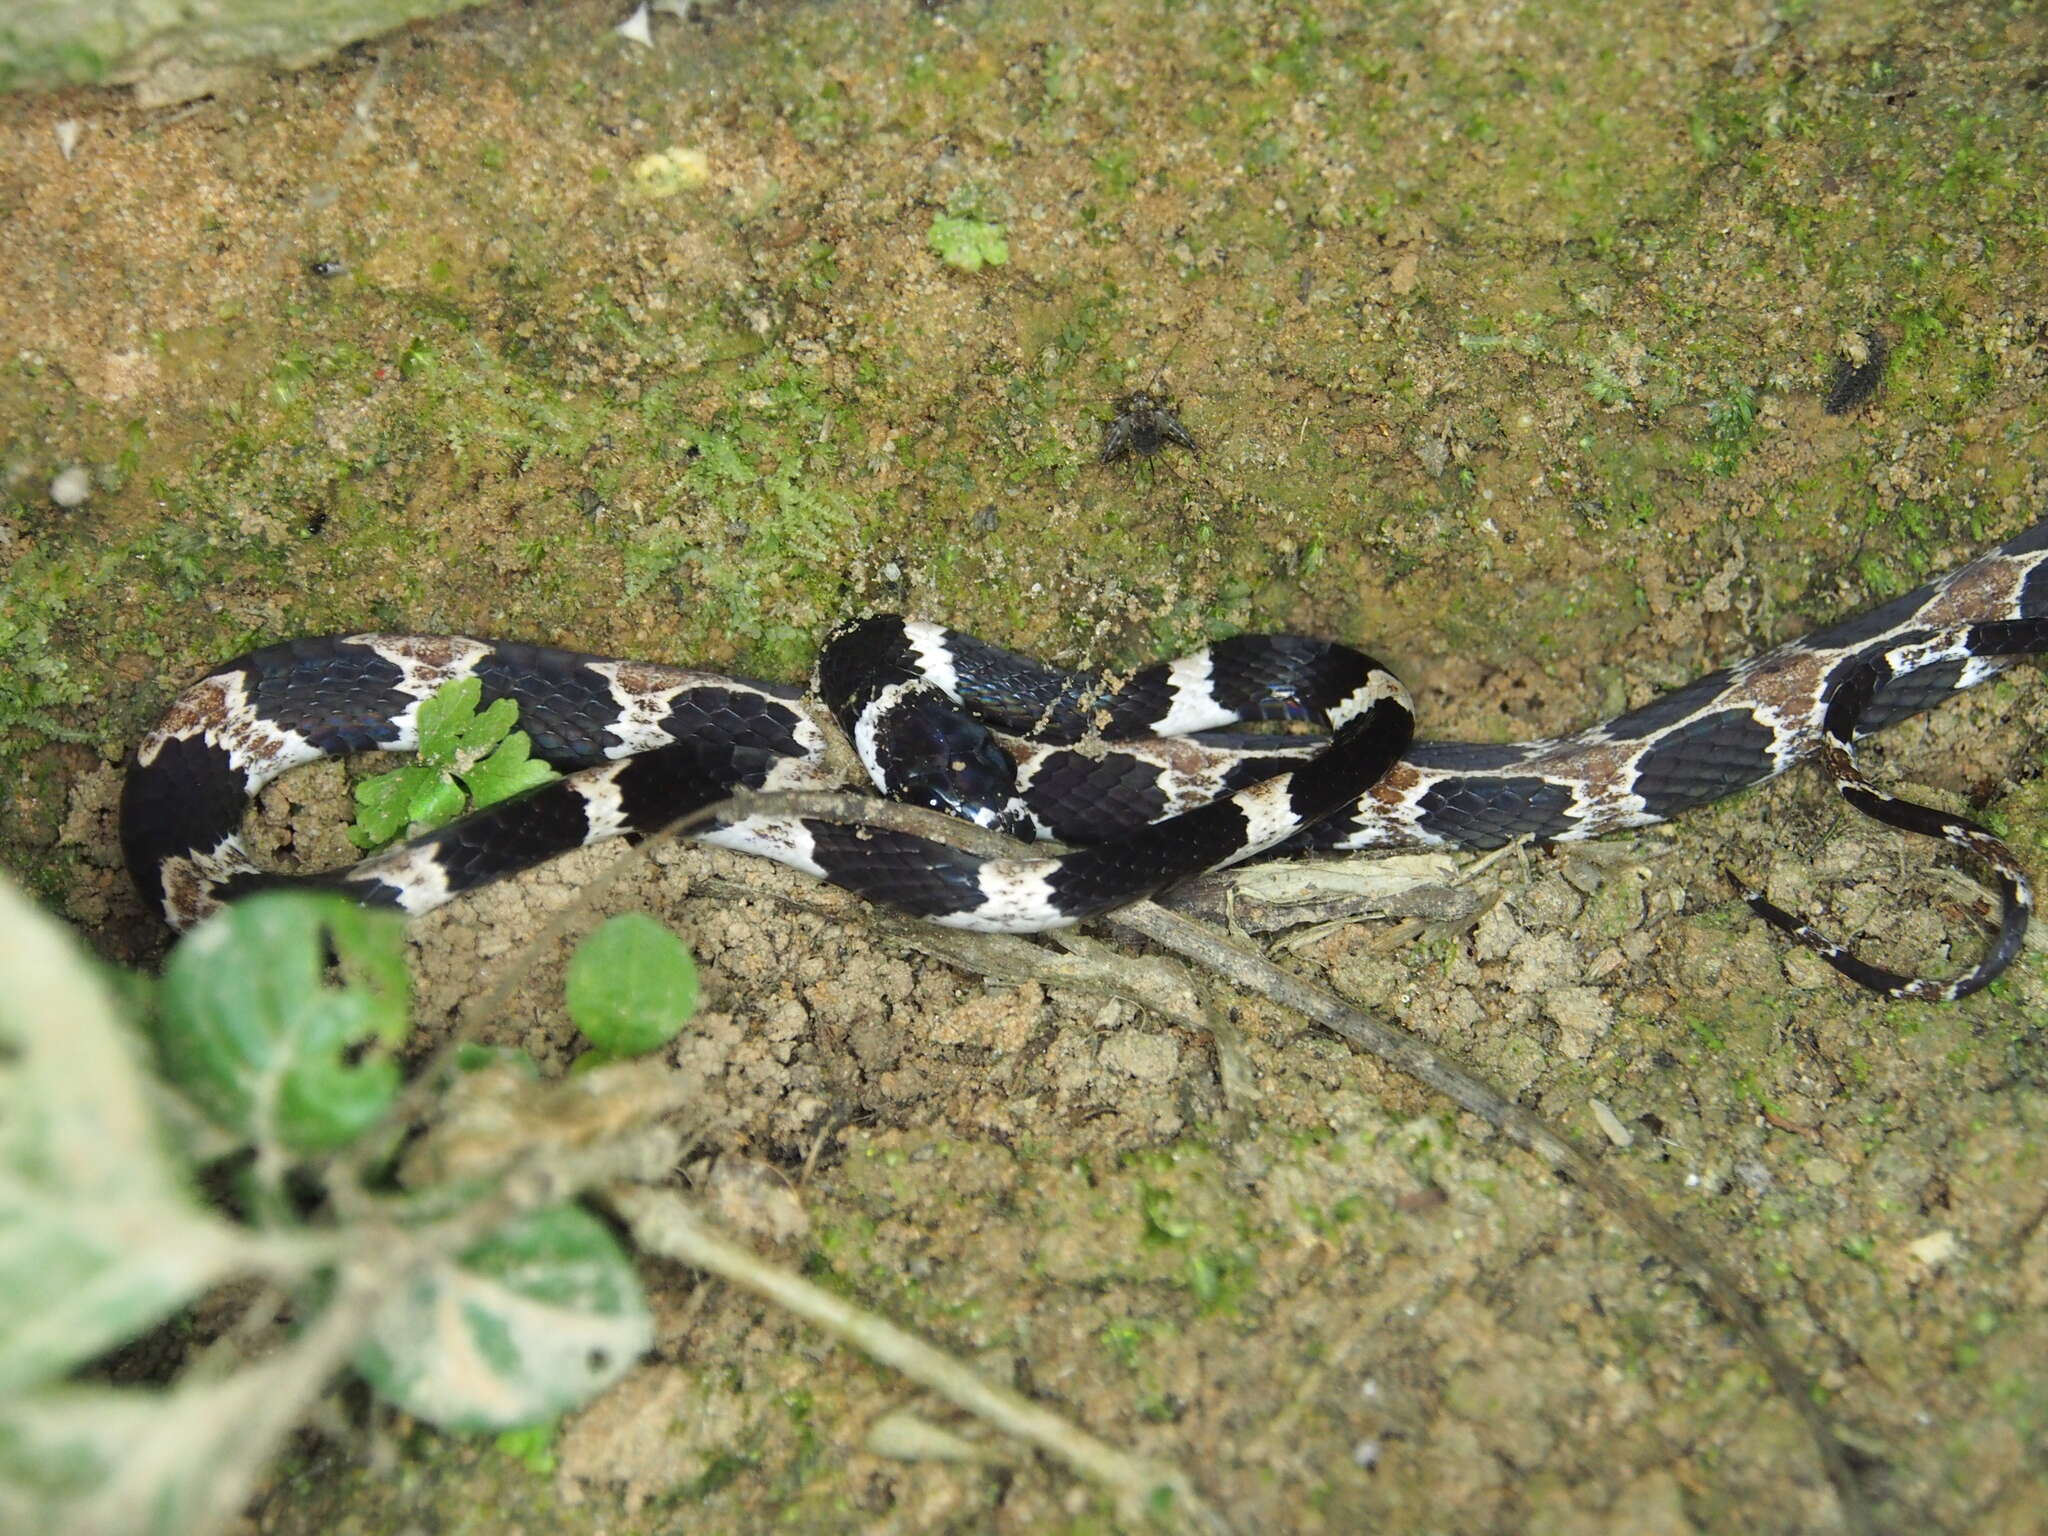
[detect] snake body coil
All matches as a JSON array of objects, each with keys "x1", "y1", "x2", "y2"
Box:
[{"x1": 124, "y1": 519, "x2": 2048, "y2": 1000}]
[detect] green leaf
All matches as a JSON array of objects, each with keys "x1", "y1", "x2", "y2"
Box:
[
  {"x1": 354, "y1": 1204, "x2": 650, "y2": 1430},
  {"x1": 0, "y1": 875, "x2": 262, "y2": 1395},
  {"x1": 453, "y1": 1042, "x2": 540, "y2": 1077},
  {"x1": 565, "y1": 914, "x2": 699, "y2": 1056},
  {"x1": 461, "y1": 731, "x2": 560, "y2": 809},
  {"x1": 493, "y1": 1420, "x2": 558, "y2": 1476},
  {"x1": 413, "y1": 674, "x2": 488, "y2": 762},
  {"x1": 405, "y1": 772, "x2": 466, "y2": 830},
  {"x1": 927, "y1": 214, "x2": 1009, "y2": 272},
  {"x1": 456, "y1": 695, "x2": 521, "y2": 757},
  {"x1": 399, "y1": 336, "x2": 436, "y2": 379},
  {"x1": 350, "y1": 679, "x2": 560, "y2": 851},
  {"x1": 157, "y1": 893, "x2": 410, "y2": 1156},
  {"x1": 683, "y1": 428, "x2": 756, "y2": 487},
  {"x1": 1, "y1": 1382, "x2": 256, "y2": 1534},
  {"x1": 349, "y1": 762, "x2": 440, "y2": 849}
]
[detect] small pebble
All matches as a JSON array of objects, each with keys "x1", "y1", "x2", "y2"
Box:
[
  {"x1": 1590, "y1": 1098, "x2": 1634, "y2": 1148},
  {"x1": 630, "y1": 146, "x2": 710, "y2": 197},
  {"x1": 1905, "y1": 1229, "x2": 1959, "y2": 1268},
  {"x1": 54, "y1": 120, "x2": 83, "y2": 160},
  {"x1": 1733, "y1": 1157, "x2": 1773, "y2": 1195},
  {"x1": 1804, "y1": 1156, "x2": 1849, "y2": 1188},
  {"x1": 49, "y1": 466, "x2": 91, "y2": 507},
  {"x1": 616, "y1": 2, "x2": 653, "y2": 45}
]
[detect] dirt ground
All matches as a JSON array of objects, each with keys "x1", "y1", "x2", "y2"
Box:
[{"x1": 4, "y1": 0, "x2": 2047, "y2": 1531}]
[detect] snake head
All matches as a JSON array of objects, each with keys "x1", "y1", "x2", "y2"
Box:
[
  {"x1": 862, "y1": 684, "x2": 1038, "y2": 845},
  {"x1": 891, "y1": 729, "x2": 1039, "y2": 846}
]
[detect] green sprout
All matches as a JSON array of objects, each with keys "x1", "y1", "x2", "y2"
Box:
[
  {"x1": 349, "y1": 675, "x2": 560, "y2": 850},
  {"x1": 928, "y1": 214, "x2": 1009, "y2": 273}
]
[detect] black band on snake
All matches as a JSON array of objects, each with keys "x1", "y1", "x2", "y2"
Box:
[{"x1": 122, "y1": 517, "x2": 2048, "y2": 1003}]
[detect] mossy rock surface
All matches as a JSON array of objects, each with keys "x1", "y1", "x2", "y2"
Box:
[{"x1": 2, "y1": 0, "x2": 486, "y2": 103}]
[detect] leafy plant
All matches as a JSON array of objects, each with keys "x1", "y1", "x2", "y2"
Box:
[
  {"x1": 350, "y1": 675, "x2": 560, "y2": 850},
  {"x1": 927, "y1": 214, "x2": 1009, "y2": 272},
  {"x1": 567, "y1": 912, "x2": 700, "y2": 1061},
  {"x1": 1694, "y1": 383, "x2": 1760, "y2": 476},
  {"x1": 0, "y1": 878, "x2": 698, "y2": 1534},
  {"x1": 352, "y1": 1202, "x2": 650, "y2": 1430},
  {"x1": 158, "y1": 895, "x2": 409, "y2": 1156}
]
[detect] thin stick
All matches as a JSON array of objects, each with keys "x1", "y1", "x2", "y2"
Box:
[
  {"x1": 383, "y1": 785, "x2": 1873, "y2": 1530},
  {"x1": 662, "y1": 788, "x2": 1875, "y2": 1534},
  {"x1": 1108, "y1": 900, "x2": 1873, "y2": 1535},
  {"x1": 611, "y1": 1186, "x2": 1235, "y2": 1536}
]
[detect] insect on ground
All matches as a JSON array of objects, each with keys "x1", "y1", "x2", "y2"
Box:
[{"x1": 1100, "y1": 388, "x2": 1200, "y2": 463}]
